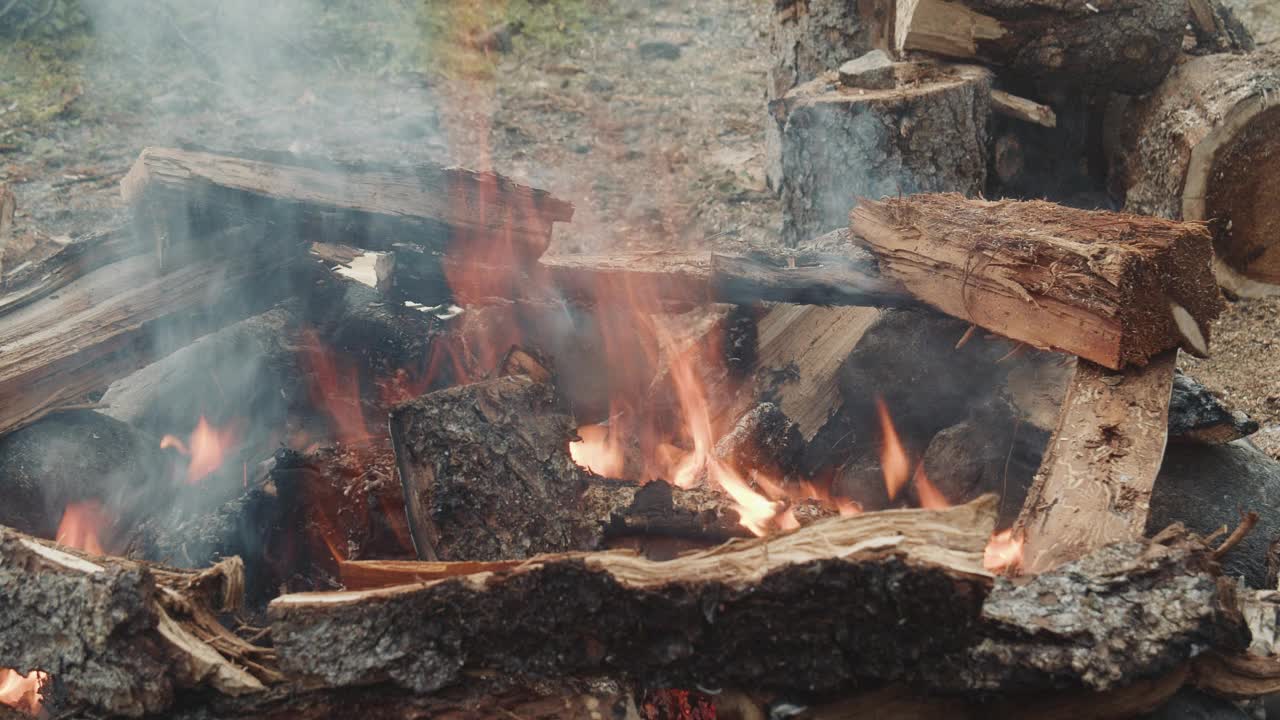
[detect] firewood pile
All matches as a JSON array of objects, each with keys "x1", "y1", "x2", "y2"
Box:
[{"x1": 2, "y1": 1, "x2": 1280, "y2": 718}]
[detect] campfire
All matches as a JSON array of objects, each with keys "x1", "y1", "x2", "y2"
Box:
[{"x1": 2, "y1": 1, "x2": 1280, "y2": 718}]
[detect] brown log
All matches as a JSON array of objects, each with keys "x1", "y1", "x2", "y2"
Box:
[
  {"x1": 0, "y1": 184, "x2": 13, "y2": 283},
  {"x1": 892, "y1": 0, "x2": 1185, "y2": 93},
  {"x1": 1107, "y1": 49, "x2": 1280, "y2": 289},
  {"x1": 774, "y1": 62, "x2": 991, "y2": 245},
  {"x1": 850, "y1": 194, "x2": 1224, "y2": 370},
  {"x1": 269, "y1": 499, "x2": 996, "y2": 697},
  {"x1": 121, "y1": 146, "x2": 573, "y2": 271},
  {"x1": 1013, "y1": 351, "x2": 1177, "y2": 575},
  {"x1": 989, "y1": 89, "x2": 1056, "y2": 128},
  {"x1": 0, "y1": 225, "x2": 300, "y2": 438},
  {"x1": 0, "y1": 223, "x2": 142, "y2": 316},
  {"x1": 0, "y1": 528, "x2": 270, "y2": 717}
]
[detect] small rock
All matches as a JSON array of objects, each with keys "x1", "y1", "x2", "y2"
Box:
[
  {"x1": 638, "y1": 41, "x2": 681, "y2": 61},
  {"x1": 837, "y1": 50, "x2": 896, "y2": 90}
]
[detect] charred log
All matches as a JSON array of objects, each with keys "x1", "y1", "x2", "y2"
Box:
[{"x1": 1169, "y1": 371, "x2": 1259, "y2": 445}]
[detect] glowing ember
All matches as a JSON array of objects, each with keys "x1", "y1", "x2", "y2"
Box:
[
  {"x1": 161, "y1": 416, "x2": 238, "y2": 485},
  {"x1": 55, "y1": 500, "x2": 107, "y2": 555},
  {"x1": 984, "y1": 529, "x2": 1024, "y2": 573},
  {"x1": 875, "y1": 396, "x2": 911, "y2": 501},
  {"x1": 298, "y1": 329, "x2": 369, "y2": 443},
  {"x1": 0, "y1": 668, "x2": 47, "y2": 715},
  {"x1": 569, "y1": 423, "x2": 625, "y2": 478},
  {"x1": 913, "y1": 465, "x2": 950, "y2": 510}
]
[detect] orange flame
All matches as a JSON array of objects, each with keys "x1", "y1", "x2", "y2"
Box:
[
  {"x1": 984, "y1": 529, "x2": 1024, "y2": 573},
  {"x1": 298, "y1": 330, "x2": 369, "y2": 443},
  {"x1": 569, "y1": 423, "x2": 625, "y2": 478},
  {"x1": 55, "y1": 500, "x2": 107, "y2": 555},
  {"x1": 161, "y1": 416, "x2": 238, "y2": 485},
  {"x1": 876, "y1": 396, "x2": 910, "y2": 501},
  {"x1": 0, "y1": 669, "x2": 47, "y2": 715},
  {"x1": 913, "y1": 465, "x2": 950, "y2": 510}
]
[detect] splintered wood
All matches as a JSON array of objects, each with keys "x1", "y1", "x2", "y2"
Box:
[
  {"x1": 1014, "y1": 352, "x2": 1177, "y2": 574},
  {"x1": 851, "y1": 194, "x2": 1224, "y2": 370}
]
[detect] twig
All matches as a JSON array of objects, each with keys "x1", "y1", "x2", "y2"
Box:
[
  {"x1": 1214, "y1": 511, "x2": 1260, "y2": 560},
  {"x1": 954, "y1": 324, "x2": 977, "y2": 350}
]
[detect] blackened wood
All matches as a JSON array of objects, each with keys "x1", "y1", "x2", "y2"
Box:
[
  {"x1": 1187, "y1": 0, "x2": 1255, "y2": 54},
  {"x1": 390, "y1": 376, "x2": 595, "y2": 561},
  {"x1": 1169, "y1": 372, "x2": 1258, "y2": 445},
  {"x1": 121, "y1": 146, "x2": 573, "y2": 270},
  {"x1": 893, "y1": 0, "x2": 1184, "y2": 94},
  {"x1": 269, "y1": 499, "x2": 996, "y2": 697},
  {"x1": 851, "y1": 194, "x2": 1224, "y2": 369},
  {"x1": 0, "y1": 528, "x2": 266, "y2": 717}
]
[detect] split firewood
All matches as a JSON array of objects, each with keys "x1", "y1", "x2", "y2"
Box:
[
  {"x1": 0, "y1": 527, "x2": 270, "y2": 717},
  {"x1": 891, "y1": 0, "x2": 1185, "y2": 94},
  {"x1": 850, "y1": 194, "x2": 1225, "y2": 370},
  {"x1": 269, "y1": 499, "x2": 995, "y2": 697},
  {"x1": 989, "y1": 89, "x2": 1055, "y2": 128},
  {"x1": 1169, "y1": 371, "x2": 1259, "y2": 445},
  {"x1": 0, "y1": 225, "x2": 302, "y2": 438},
  {"x1": 772, "y1": 62, "x2": 991, "y2": 245},
  {"x1": 0, "y1": 185, "x2": 13, "y2": 283},
  {"x1": 1107, "y1": 48, "x2": 1280, "y2": 289},
  {"x1": 1013, "y1": 351, "x2": 1178, "y2": 575},
  {"x1": 0, "y1": 223, "x2": 142, "y2": 316},
  {"x1": 121, "y1": 146, "x2": 573, "y2": 272}
]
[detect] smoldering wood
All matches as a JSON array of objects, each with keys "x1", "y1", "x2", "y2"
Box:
[
  {"x1": 1169, "y1": 372, "x2": 1259, "y2": 445},
  {"x1": 713, "y1": 402, "x2": 805, "y2": 481},
  {"x1": 120, "y1": 146, "x2": 573, "y2": 271},
  {"x1": 765, "y1": 0, "x2": 893, "y2": 190},
  {"x1": 1013, "y1": 351, "x2": 1177, "y2": 575},
  {"x1": 774, "y1": 62, "x2": 991, "y2": 246},
  {"x1": 98, "y1": 304, "x2": 303, "y2": 437},
  {"x1": 0, "y1": 527, "x2": 269, "y2": 718},
  {"x1": 1149, "y1": 440, "x2": 1280, "y2": 589},
  {"x1": 892, "y1": 0, "x2": 1185, "y2": 94},
  {"x1": 850, "y1": 194, "x2": 1225, "y2": 370},
  {"x1": 0, "y1": 410, "x2": 166, "y2": 547},
  {"x1": 390, "y1": 375, "x2": 596, "y2": 562},
  {"x1": 269, "y1": 499, "x2": 996, "y2": 697},
  {"x1": 0, "y1": 224, "x2": 302, "y2": 438},
  {"x1": 1187, "y1": 0, "x2": 1255, "y2": 54},
  {"x1": 1106, "y1": 48, "x2": 1280, "y2": 288}
]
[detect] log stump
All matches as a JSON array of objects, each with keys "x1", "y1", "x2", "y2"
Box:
[
  {"x1": 1108, "y1": 48, "x2": 1280, "y2": 289},
  {"x1": 776, "y1": 62, "x2": 991, "y2": 246}
]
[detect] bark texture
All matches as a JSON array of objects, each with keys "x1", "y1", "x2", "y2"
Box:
[
  {"x1": 850, "y1": 194, "x2": 1224, "y2": 369},
  {"x1": 894, "y1": 0, "x2": 1185, "y2": 94},
  {"x1": 776, "y1": 62, "x2": 991, "y2": 245},
  {"x1": 1108, "y1": 49, "x2": 1280, "y2": 285},
  {"x1": 269, "y1": 500, "x2": 995, "y2": 697}
]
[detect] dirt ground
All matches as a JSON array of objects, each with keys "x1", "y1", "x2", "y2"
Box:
[{"x1": 1, "y1": 0, "x2": 1278, "y2": 453}]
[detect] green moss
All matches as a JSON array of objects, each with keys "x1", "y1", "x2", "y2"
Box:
[{"x1": 0, "y1": 34, "x2": 89, "y2": 137}]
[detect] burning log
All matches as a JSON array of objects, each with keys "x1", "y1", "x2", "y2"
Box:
[
  {"x1": 1106, "y1": 48, "x2": 1280, "y2": 289},
  {"x1": 390, "y1": 376, "x2": 753, "y2": 562},
  {"x1": 0, "y1": 527, "x2": 272, "y2": 717},
  {"x1": 121, "y1": 146, "x2": 573, "y2": 271},
  {"x1": 890, "y1": 0, "x2": 1185, "y2": 94},
  {"x1": 0, "y1": 225, "x2": 302, "y2": 438},
  {"x1": 773, "y1": 61, "x2": 991, "y2": 245},
  {"x1": 850, "y1": 194, "x2": 1225, "y2": 370},
  {"x1": 269, "y1": 499, "x2": 995, "y2": 697},
  {"x1": 1013, "y1": 351, "x2": 1178, "y2": 575}
]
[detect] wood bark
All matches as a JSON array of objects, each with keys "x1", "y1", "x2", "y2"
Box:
[
  {"x1": 121, "y1": 146, "x2": 573, "y2": 271},
  {"x1": 1107, "y1": 48, "x2": 1280, "y2": 288},
  {"x1": 892, "y1": 0, "x2": 1185, "y2": 94},
  {"x1": 0, "y1": 223, "x2": 142, "y2": 316},
  {"x1": 0, "y1": 184, "x2": 13, "y2": 283},
  {"x1": 766, "y1": 0, "x2": 894, "y2": 190},
  {"x1": 0, "y1": 225, "x2": 301, "y2": 438},
  {"x1": 269, "y1": 499, "x2": 996, "y2": 697},
  {"x1": 850, "y1": 194, "x2": 1225, "y2": 369},
  {"x1": 774, "y1": 62, "x2": 991, "y2": 246},
  {"x1": 1013, "y1": 351, "x2": 1177, "y2": 574},
  {"x1": 1187, "y1": 0, "x2": 1255, "y2": 54},
  {"x1": 0, "y1": 528, "x2": 271, "y2": 717}
]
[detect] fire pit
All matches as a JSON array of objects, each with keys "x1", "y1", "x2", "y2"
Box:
[{"x1": 2, "y1": 1, "x2": 1280, "y2": 718}]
